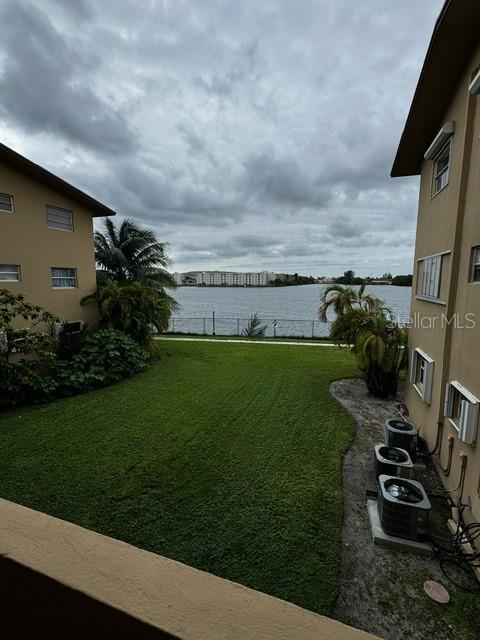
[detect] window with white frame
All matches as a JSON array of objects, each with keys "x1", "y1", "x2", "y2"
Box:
[
  {"x1": 432, "y1": 140, "x2": 451, "y2": 196},
  {"x1": 471, "y1": 246, "x2": 480, "y2": 282},
  {"x1": 0, "y1": 264, "x2": 20, "y2": 281},
  {"x1": 51, "y1": 267, "x2": 77, "y2": 288},
  {"x1": 417, "y1": 254, "x2": 443, "y2": 300},
  {"x1": 0, "y1": 192, "x2": 14, "y2": 212},
  {"x1": 46, "y1": 205, "x2": 73, "y2": 231},
  {"x1": 444, "y1": 381, "x2": 479, "y2": 446},
  {"x1": 409, "y1": 348, "x2": 434, "y2": 404}
]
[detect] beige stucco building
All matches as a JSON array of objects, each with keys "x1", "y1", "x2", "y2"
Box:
[
  {"x1": 392, "y1": 0, "x2": 480, "y2": 524},
  {"x1": 0, "y1": 143, "x2": 115, "y2": 327}
]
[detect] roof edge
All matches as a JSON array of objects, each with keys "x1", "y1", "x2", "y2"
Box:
[
  {"x1": 391, "y1": 0, "x2": 453, "y2": 177},
  {"x1": 0, "y1": 142, "x2": 116, "y2": 217}
]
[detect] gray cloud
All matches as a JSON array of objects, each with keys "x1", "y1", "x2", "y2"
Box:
[
  {"x1": 0, "y1": 0, "x2": 443, "y2": 275},
  {"x1": 0, "y1": 1, "x2": 137, "y2": 154}
]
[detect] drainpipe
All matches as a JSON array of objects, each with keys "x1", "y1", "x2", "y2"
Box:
[{"x1": 436, "y1": 90, "x2": 477, "y2": 470}]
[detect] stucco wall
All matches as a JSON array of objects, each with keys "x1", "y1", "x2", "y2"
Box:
[
  {"x1": 405, "y1": 42, "x2": 480, "y2": 522},
  {"x1": 0, "y1": 160, "x2": 101, "y2": 326},
  {"x1": 0, "y1": 498, "x2": 379, "y2": 640}
]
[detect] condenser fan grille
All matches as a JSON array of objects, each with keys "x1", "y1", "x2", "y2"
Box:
[
  {"x1": 379, "y1": 446, "x2": 408, "y2": 463},
  {"x1": 388, "y1": 420, "x2": 414, "y2": 432},
  {"x1": 385, "y1": 479, "x2": 423, "y2": 504}
]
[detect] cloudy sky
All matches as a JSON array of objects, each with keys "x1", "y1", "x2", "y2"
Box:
[{"x1": 0, "y1": 0, "x2": 443, "y2": 276}]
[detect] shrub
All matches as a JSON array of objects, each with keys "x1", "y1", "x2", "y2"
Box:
[
  {"x1": 319, "y1": 284, "x2": 407, "y2": 398},
  {"x1": 82, "y1": 280, "x2": 175, "y2": 347},
  {"x1": 63, "y1": 328, "x2": 149, "y2": 389},
  {"x1": 242, "y1": 313, "x2": 267, "y2": 337},
  {"x1": 353, "y1": 317, "x2": 408, "y2": 398},
  {"x1": 0, "y1": 329, "x2": 149, "y2": 410},
  {"x1": 0, "y1": 289, "x2": 58, "y2": 362}
]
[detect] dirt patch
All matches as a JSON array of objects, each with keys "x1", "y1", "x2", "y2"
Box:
[{"x1": 330, "y1": 378, "x2": 477, "y2": 640}]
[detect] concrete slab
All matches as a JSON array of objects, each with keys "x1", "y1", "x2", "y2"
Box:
[
  {"x1": 413, "y1": 460, "x2": 426, "y2": 472},
  {"x1": 362, "y1": 460, "x2": 378, "y2": 498},
  {"x1": 367, "y1": 500, "x2": 434, "y2": 557}
]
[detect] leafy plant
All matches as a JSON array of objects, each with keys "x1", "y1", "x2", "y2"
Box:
[
  {"x1": 0, "y1": 328, "x2": 149, "y2": 410},
  {"x1": 82, "y1": 280, "x2": 175, "y2": 347},
  {"x1": 0, "y1": 289, "x2": 58, "y2": 362},
  {"x1": 319, "y1": 284, "x2": 406, "y2": 398},
  {"x1": 353, "y1": 317, "x2": 408, "y2": 398},
  {"x1": 318, "y1": 284, "x2": 389, "y2": 323},
  {"x1": 242, "y1": 313, "x2": 267, "y2": 337},
  {"x1": 95, "y1": 217, "x2": 177, "y2": 298},
  {"x1": 56, "y1": 328, "x2": 149, "y2": 395}
]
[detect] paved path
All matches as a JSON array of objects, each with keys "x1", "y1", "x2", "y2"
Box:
[{"x1": 155, "y1": 336, "x2": 344, "y2": 347}]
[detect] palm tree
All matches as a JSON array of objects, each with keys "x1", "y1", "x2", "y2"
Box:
[
  {"x1": 318, "y1": 284, "x2": 390, "y2": 323},
  {"x1": 95, "y1": 218, "x2": 176, "y2": 293},
  {"x1": 82, "y1": 280, "x2": 174, "y2": 346},
  {"x1": 353, "y1": 315, "x2": 408, "y2": 398},
  {"x1": 242, "y1": 313, "x2": 267, "y2": 337}
]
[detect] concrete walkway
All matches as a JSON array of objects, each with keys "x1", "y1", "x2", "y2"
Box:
[
  {"x1": 155, "y1": 336, "x2": 344, "y2": 347},
  {"x1": 330, "y1": 379, "x2": 463, "y2": 640}
]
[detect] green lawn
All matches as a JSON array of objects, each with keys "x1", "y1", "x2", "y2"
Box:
[{"x1": 0, "y1": 341, "x2": 357, "y2": 615}]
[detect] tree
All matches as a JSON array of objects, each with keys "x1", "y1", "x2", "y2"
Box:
[
  {"x1": 318, "y1": 284, "x2": 405, "y2": 398},
  {"x1": 391, "y1": 274, "x2": 413, "y2": 287},
  {"x1": 82, "y1": 281, "x2": 175, "y2": 347},
  {"x1": 318, "y1": 284, "x2": 388, "y2": 323},
  {"x1": 353, "y1": 316, "x2": 408, "y2": 398},
  {"x1": 95, "y1": 218, "x2": 176, "y2": 296}
]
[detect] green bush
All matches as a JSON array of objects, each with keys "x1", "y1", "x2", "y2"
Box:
[
  {"x1": 0, "y1": 329, "x2": 149, "y2": 410},
  {"x1": 60, "y1": 329, "x2": 150, "y2": 391},
  {"x1": 82, "y1": 280, "x2": 175, "y2": 347}
]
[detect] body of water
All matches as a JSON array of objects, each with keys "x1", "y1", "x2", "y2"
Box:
[{"x1": 169, "y1": 284, "x2": 412, "y2": 338}]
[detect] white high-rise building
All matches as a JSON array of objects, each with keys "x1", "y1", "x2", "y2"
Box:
[{"x1": 176, "y1": 271, "x2": 276, "y2": 286}]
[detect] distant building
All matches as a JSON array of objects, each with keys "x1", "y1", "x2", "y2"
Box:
[{"x1": 173, "y1": 271, "x2": 276, "y2": 286}]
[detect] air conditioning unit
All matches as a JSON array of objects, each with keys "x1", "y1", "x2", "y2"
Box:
[
  {"x1": 374, "y1": 444, "x2": 414, "y2": 479},
  {"x1": 53, "y1": 320, "x2": 84, "y2": 337},
  {"x1": 385, "y1": 419, "x2": 418, "y2": 462},
  {"x1": 63, "y1": 320, "x2": 84, "y2": 334},
  {"x1": 378, "y1": 475, "x2": 431, "y2": 541}
]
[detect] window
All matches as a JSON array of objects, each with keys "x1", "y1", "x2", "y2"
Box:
[
  {"x1": 0, "y1": 264, "x2": 20, "y2": 281},
  {"x1": 471, "y1": 246, "x2": 480, "y2": 282},
  {"x1": 51, "y1": 267, "x2": 77, "y2": 288},
  {"x1": 432, "y1": 140, "x2": 450, "y2": 196},
  {"x1": 444, "y1": 381, "x2": 479, "y2": 445},
  {"x1": 417, "y1": 254, "x2": 442, "y2": 300},
  {"x1": 0, "y1": 192, "x2": 14, "y2": 213},
  {"x1": 409, "y1": 348, "x2": 433, "y2": 404},
  {"x1": 47, "y1": 205, "x2": 73, "y2": 231}
]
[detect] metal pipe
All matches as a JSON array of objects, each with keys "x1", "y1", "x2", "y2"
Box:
[
  {"x1": 457, "y1": 453, "x2": 468, "y2": 504},
  {"x1": 441, "y1": 434, "x2": 455, "y2": 476}
]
